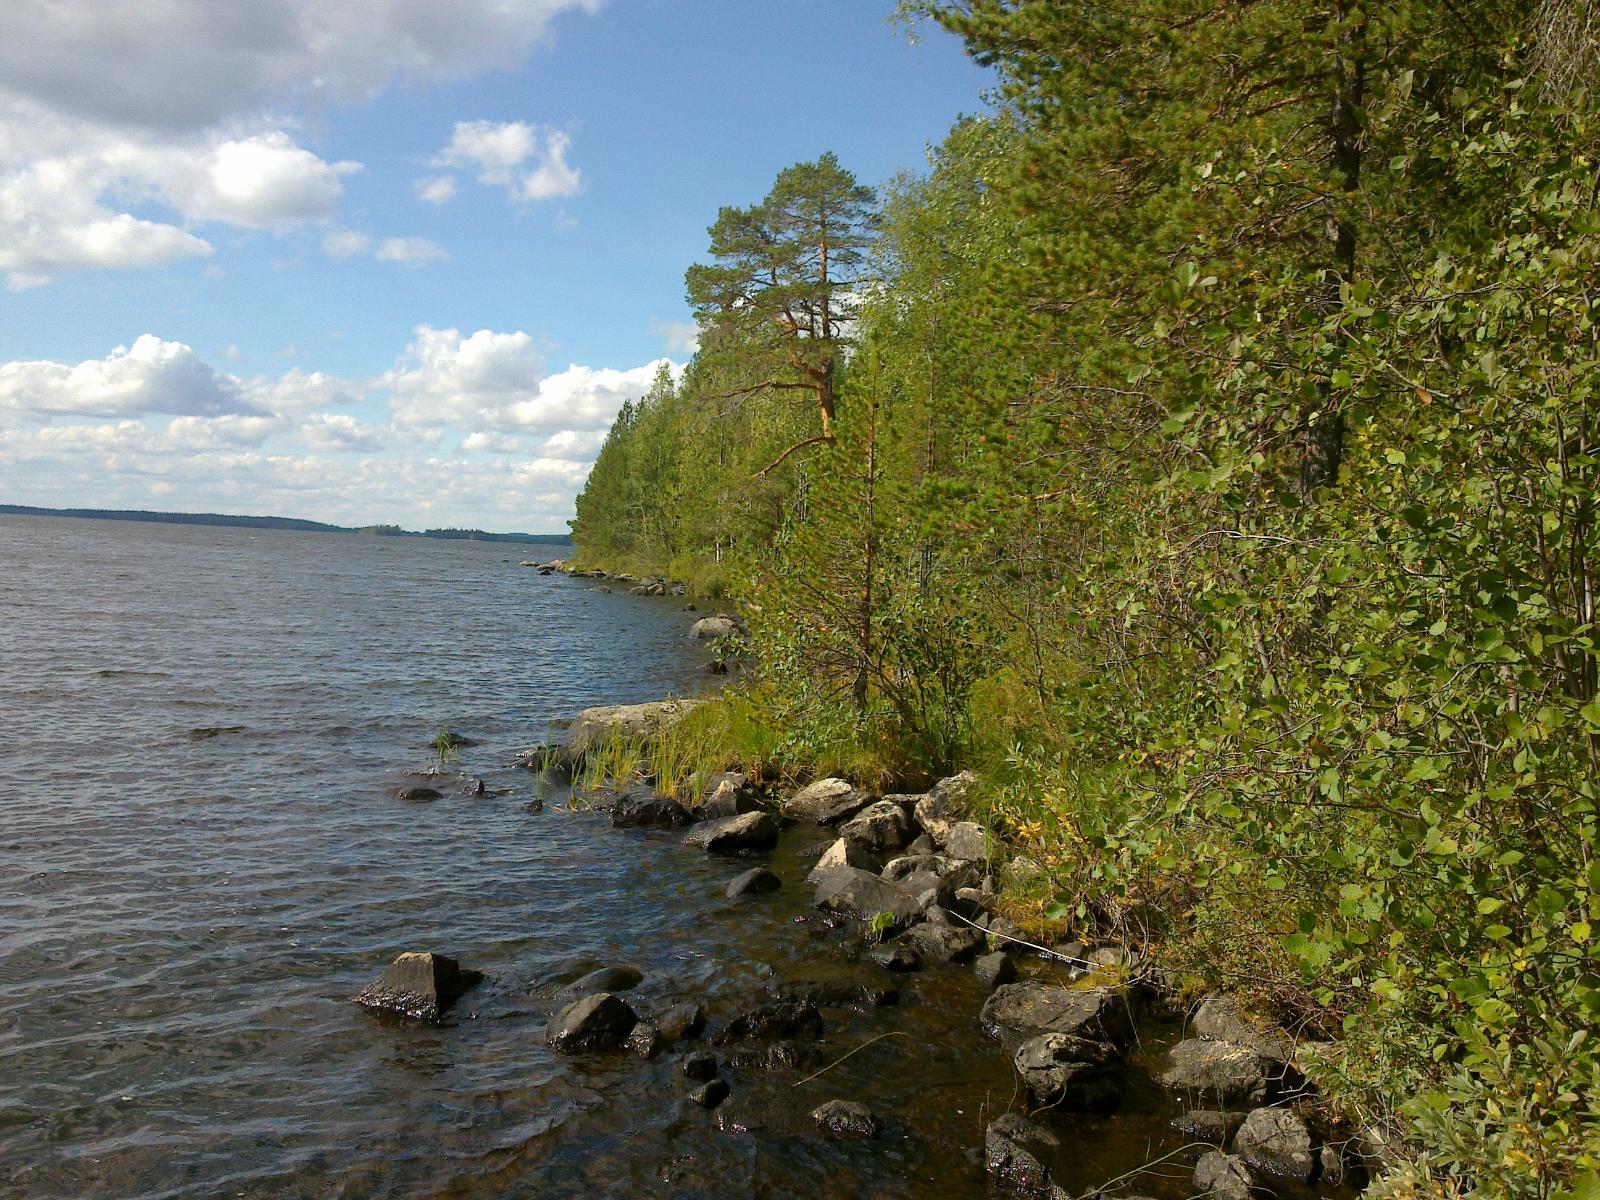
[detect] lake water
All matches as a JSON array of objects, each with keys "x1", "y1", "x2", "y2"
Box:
[{"x1": 0, "y1": 515, "x2": 1229, "y2": 1200}]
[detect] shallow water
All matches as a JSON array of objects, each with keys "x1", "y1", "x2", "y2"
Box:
[{"x1": 1, "y1": 515, "x2": 1270, "y2": 1199}]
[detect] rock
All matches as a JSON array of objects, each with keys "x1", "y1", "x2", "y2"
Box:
[
  {"x1": 1172, "y1": 1109, "x2": 1248, "y2": 1145},
  {"x1": 683, "y1": 810, "x2": 779, "y2": 853},
  {"x1": 713, "y1": 999, "x2": 823, "y2": 1044},
  {"x1": 724, "y1": 1041, "x2": 825, "y2": 1071},
  {"x1": 811, "y1": 1099, "x2": 880, "y2": 1138},
  {"x1": 609, "y1": 788, "x2": 692, "y2": 828},
  {"x1": 1191, "y1": 994, "x2": 1295, "y2": 1060},
  {"x1": 906, "y1": 833, "x2": 935, "y2": 855},
  {"x1": 913, "y1": 770, "x2": 977, "y2": 844},
  {"x1": 566, "y1": 965, "x2": 643, "y2": 994},
  {"x1": 806, "y1": 837, "x2": 882, "y2": 883},
  {"x1": 985, "y1": 1111, "x2": 1058, "y2": 1195},
  {"x1": 701, "y1": 775, "x2": 762, "y2": 819},
  {"x1": 1013, "y1": 1033, "x2": 1125, "y2": 1113},
  {"x1": 786, "y1": 778, "x2": 873, "y2": 824},
  {"x1": 980, "y1": 982, "x2": 1135, "y2": 1050},
  {"x1": 462, "y1": 777, "x2": 486, "y2": 796},
  {"x1": 690, "y1": 615, "x2": 738, "y2": 640},
  {"x1": 689, "y1": 1078, "x2": 730, "y2": 1109},
  {"x1": 1194, "y1": 1151, "x2": 1254, "y2": 1200},
  {"x1": 654, "y1": 1002, "x2": 706, "y2": 1042},
  {"x1": 355, "y1": 952, "x2": 482, "y2": 1022},
  {"x1": 627, "y1": 1024, "x2": 665, "y2": 1058},
  {"x1": 839, "y1": 800, "x2": 913, "y2": 857},
  {"x1": 434, "y1": 729, "x2": 478, "y2": 749},
  {"x1": 545, "y1": 992, "x2": 639, "y2": 1053},
  {"x1": 866, "y1": 943, "x2": 922, "y2": 972},
  {"x1": 716, "y1": 1102, "x2": 766, "y2": 1135},
  {"x1": 1234, "y1": 1107, "x2": 1315, "y2": 1181},
  {"x1": 944, "y1": 821, "x2": 990, "y2": 862},
  {"x1": 726, "y1": 867, "x2": 781, "y2": 898},
  {"x1": 988, "y1": 916, "x2": 1024, "y2": 947},
  {"x1": 811, "y1": 867, "x2": 926, "y2": 928},
  {"x1": 900, "y1": 922, "x2": 986, "y2": 964},
  {"x1": 1160, "y1": 1038, "x2": 1285, "y2": 1106},
  {"x1": 881, "y1": 853, "x2": 980, "y2": 887},
  {"x1": 681, "y1": 1051, "x2": 719, "y2": 1080},
  {"x1": 1319, "y1": 1142, "x2": 1349, "y2": 1185},
  {"x1": 395, "y1": 785, "x2": 442, "y2": 802},
  {"x1": 999, "y1": 855, "x2": 1047, "y2": 889},
  {"x1": 774, "y1": 979, "x2": 899, "y2": 1009},
  {"x1": 975, "y1": 952, "x2": 1017, "y2": 990},
  {"x1": 565, "y1": 699, "x2": 703, "y2": 760}
]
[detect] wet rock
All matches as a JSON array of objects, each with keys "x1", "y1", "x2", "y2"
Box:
[
  {"x1": 716, "y1": 1102, "x2": 766, "y2": 1134},
  {"x1": 522, "y1": 797, "x2": 545, "y2": 814},
  {"x1": 1160, "y1": 1038, "x2": 1289, "y2": 1106},
  {"x1": 654, "y1": 1002, "x2": 706, "y2": 1042},
  {"x1": 1319, "y1": 1143, "x2": 1350, "y2": 1186},
  {"x1": 724, "y1": 1041, "x2": 825, "y2": 1071},
  {"x1": 1013, "y1": 1033, "x2": 1125, "y2": 1113},
  {"x1": 811, "y1": 867, "x2": 926, "y2": 928},
  {"x1": 1191, "y1": 994, "x2": 1295, "y2": 1060},
  {"x1": 565, "y1": 699, "x2": 703, "y2": 760},
  {"x1": 1194, "y1": 1151, "x2": 1254, "y2": 1200},
  {"x1": 866, "y1": 943, "x2": 922, "y2": 972},
  {"x1": 980, "y1": 982, "x2": 1135, "y2": 1050},
  {"x1": 726, "y1": 867, "x2": 781, "y2": 898},
  {"x1": 975, "y1": 952, "x2": 1017, "y2": 990},
  {"x1": 806, "y1": 837, "x2": 882, "y2": 883},
  {"x1": 627, "y1": 1024, "x2": 665, "y2": 1058},
  {"x1": 786, "y1": 778, "x2": 873, "y2": 824},
  {"x1": 774, "y1": 979, "x2": 898, "y2": 1009},
  {"x1": 545, "y1": 992, "x2": 639, "y2": 1053},
  {"x1": 434, "y1": 729, "x2": 478, "y2": 749},
  {"x1": 187, "y1": 725, "x2": 244, "y2": 740},
  {"x1": 566, "y1": 965, "x2": 643, "y2": 994},
  {"x1": 881, "y1": 853, "x2": 980, "y2": 887},
  {"x1": 988, "y1": 916, "x2": 1025, "y2": 948},
  {"x1": 944, "y1": 821, "x2": 990, "y2": 862},
  {"x1": 609, "y1": 789, "x2": 692, "y2": 828},
  {"x1": 913, "y1": 771, "x2": 977, "y2": 844},
  {"x1": 839, "y1": 800, "x2": 913, "y2": 857},
  {"x1": 681, "y1": 1051, "x2": 719, "y2": 1080},
  {"x1": 900, "y1": 921, "x2": 986, "y2": 964},
  {"x1": 355, "y1": 951, "x2": 482, "y2": 1022},
  {"x1": 689, "y1": 1078, "x2": 730, "y2": 1108},
  {"x1": 985, "y1": 1111, "x2": 1058, "y2": 1195},
  {"x1": 1235, "y1": 1107, "x2": 1315, "y2": 1181},
  {"x1": 691, "y1": 615, "x2": 738, "y2": 640},
  {"x1": 683, "y1": 810, "x2": 779, "y2": 853},
  {"x1": 395, "y1": 785, "x2": 442, "y2": 802},
  {"x1": 713, "y1": 999, "x2": 823, "y2": 1044},
  {"x1": 462, "y1": 777, "x2": 486, "y2": 796},
  {"x1": 701, "y1": 774, "x2": 762, "y2": 819},
  {"x1": 811, "y1": 1099, "x2": 880, "y2": 1138},
  {"x1": 1172, "y1": 1109, "x2": 1248, "y2": 1145}
]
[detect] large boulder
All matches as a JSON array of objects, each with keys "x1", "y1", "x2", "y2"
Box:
[
  {"x1": 700, "y1": 774, "x2": 763, "y2": 819},
  {"x1": 690, "y1": 615, "x2": 739, "y2": 640},
  {"x1": 786, "y1": 778, "x2": 874, "y2": 824},
  {"x1": 985, "y1": 1111, "x2": 1059, "y2": 1196},
  {"x1": 1191, "y1": 994, "x2": 1295, "y2": 1060},
  {"x1": 1013, "y1": 1033, "x2": 1125, "y2": 1113},
  {"x1": 806, "y1": 837, "x2": 882, "y2": 884},
  {"x1": 980, "y1": 982, "x2": 1135, "y2": 1050},
  {"x1": 1160, "y1": 1038, "x2": 1285, "y2": 1106},
  {"x1": 839, "y1": 799, "x2": 914, "y2": 857},
  {"x1": 812, "y1": 867, "x2": 927, "y2": 928},
  {"x1": 725, "y1": 867, "x2": 781, "y2": 898},
  {"x1": 1194, "y1": 1151, "x2": 1254, "y2": 1200},
  {"x1": 1235, "y1": 1107, "x2": 1315, "y2": 1181},
  {"x1": 546, "y1": 992, "x2": 639, "y2": 1052},
  {"x1": 943, "y1": 820, "x2": 991, "y2": 862},
  {"x1": 713, "y1": 999, "x2": 824, "y2": 1044},
  {"x1": 683, "y1": 810, "x2": 779, "y2": 853},
  {"x1": 899, "y1": 921, "x2": 986, "y2": 964},
  {"x1": 913, "y1": 771, "x2": 977, "y2": 844},
  {"x1": 881, "y1": 853, "x2": 980, "y2": 888},
  {"x1": 355, "y1": 951, "x2": 482, "y2": 1022},
  {"x1": 566, "y1": 699, "x2": 702, "y2": 759}
]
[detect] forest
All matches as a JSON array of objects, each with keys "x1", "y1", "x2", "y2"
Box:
[{"x1": 570, "y1": 2, "x2": 1600, "y2": 1192}]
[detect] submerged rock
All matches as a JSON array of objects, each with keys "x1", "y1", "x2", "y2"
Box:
[
  {"x1": 394, "y1": 785, "x2": 442, "y2": 802},
  {"x1": 689, "y1": 1078, "x2": 730, "y2": 1109},
  {"x1": 545, "y1": 992, "x2": 638, "y2": 1053},
  {"x1": 565, "y1": 965, "x2": 643, "y2": 994},
  {"x1": 683, "y1": 811, "x2": 779, "y2": 852},
  {"x1": 985, "y1": 1111, "x2": 1058, "y2": 1195},
  {"x1": 725, "y1": 867, "x2": 781, "y2": 898},
  {"x1": 713, "y1": 999, "x2": 824, "y2": 1044},
  {"x1": 1235, "y1": 1107, "x2": 1315, "y2": 1181},
  {"x1": 980, "y1": 982, "x2": 1134, "y2": 1050},
  {"x1": 682, "y1": 1051, "x2": 719, "y2": 1080},
  {"x1": 654, "y1": 1002, "x2": 706, "y2": 1042},
  {"x1": 866, "y1": 943, "x2": 922, "y2": 972},
  {"x1": 785, "y1": 778, "x2": 873, "y2": 824},
  {"x1": 1013, "y1": 1032, "x2": 1125, "y2": 1113},
  {"x1": 355, "y1": 951, "x2": 482, "y2": 1022},
  {"x1": 812, "y1": 1099, "x2": 881, "y2": 1138},
  {"x1": 1172, "y1": 1109, "x2": 1248, "y2": 1145}
]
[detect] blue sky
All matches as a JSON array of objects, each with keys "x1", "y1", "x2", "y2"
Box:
[{"x1": 0, "y1": 1, "x2": 991, "y2": 532}]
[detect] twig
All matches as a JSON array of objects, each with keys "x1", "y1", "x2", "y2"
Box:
[
  {"x1": 947, "y1": 910, "x2": 1095, "y2": 969},
  {"x1": 790, "y1": 1031, "x2": 907, "y2": 1088}
]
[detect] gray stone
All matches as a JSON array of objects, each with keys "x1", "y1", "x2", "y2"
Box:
[
  {"x1": 944, "y1": 820, "x2": 990, "y2": 862},
  {"x1": 866, "y1": 943, "x2": 922, "y2": 971},
  {"x1": 1013, "y1": 1032, "x2": 1125, "y2": 1112},
  {"x1": 1191, "y1": 994, "x2": 1295, "y2": 1060},
  {"x1": 839, "y1": 799, "x2": 913, "y2": 857},
  {"x1": 690, "y1": 615, "x2": 738, "y2": 640},
  {"x1": 811, "y1": 1099, "x2": 880, "y2": 1138},
  {"x1": 654, "y1": 1002, "x2": 706, "y2": 1042},
  {"x1": 1171, "y1": 1109, "x2": 1248, "y2": 1145},
  {"x1": 713, "y1": 999, "x2": 823, "y2": 1044},
  {"x1": 975, "y1": 952, "x2": 1017, "y2": 990},
  {"x1": 913, "y1": 770, "x2": 977, "y2": 844},
  {"x1": 980, "y1": 982, "x2": 1134, "y2": 1050},
  {"x1": 566, "y1": 699, "x2": 702, "y2": 759},
  {"x1": 681, "y1": 1051, "x2": 718, "y2": 1080},
  {"x1": 627, "y1": 1024, "x2": 665, "y2": 1058},
  {"x1": 1160, "y1": 1038, "x2": 1281, "y2": 1106},
  {"x1": 566, "y1": 965, "x2": 643, "y2": 994},
  {"x1": 906, "y1": 833, "x2": 935, "y2": 855},
  {"x1": 609, "y1": 789, "x2": 692, "y2": 827},
  {"x1": 701, "y1": 776, "x2": 762, "y2": 819},
  {"x1": 806, "y1": 837, "x2": 881, "y2": 883},
  {"x1": 1194, "y1": 1151, "x2": 1254, "y2": 1200},
  {"x1": 683, "y1": 810, "x2": 779, "y2": 852},
  {"x1": 355, "y1": 951, "x2": 481, "y2": 1022},
  {"x1": 545, "y1": 992, "x2": 638, "y2": 1053},
  {"x1": 786, "y1": 778, "x2": 873, "y2": 824},
  {"x1": 811, "y1": 866, "x2": 926, "y2": 928},
  {"x1": 999, "y1": 855, "x2": 1047, "y2": 889},
  {"x1": 1235, "y1": 1107, "x2": 1315, "y2": 1181},
  {"x1": 900, "y1": 921, "x2": 986, "y2": 964},
  {"x1": 726, "y1": 866, "x2": 781, "y2": 898},
  {"x1": 689, "y1": 1078, "x2": 730, "y2": 1108},
  {"x1": 985, "y1": 1111, "x2": 1058, "y2": 1195},
  {"x1": 395, "y1": 785, "x2": 442, "y2": 802}
]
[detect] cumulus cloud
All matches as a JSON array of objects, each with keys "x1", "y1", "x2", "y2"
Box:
[
  {"x1": 374, "y1": 236, "x2": 449, "y2": 266},
  {"x1": 0, "y1": 335, "x2": 261, "y2": 419},
  {"x1": 322, "y1": 229, "x2": 372, "y2": 259},
  {"x1": 431, "y1": 119, "x2": 581, "y2": 204},
  {"x1": 649, "y1": 318, "x2": 701, "y2": 355},
  {"x1": 414, "y1": 175, "x2": 458, "y2": 205}
]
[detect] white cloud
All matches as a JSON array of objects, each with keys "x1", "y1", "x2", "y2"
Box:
[
  {"x1": 649, "y1": 318, "x2": 701, "y2": 355},
  {"x1": 374, "y1": 236, "x2": 449, "y2": 266},
  {"x1": 0, "y1": 335, "x2": 260, "y2": 419},
  {"x1": 414, "y1": 175, "x2": 458, "y2": 205},
  {"x1": 538, "y1": 428, "x2": 608, "y2": 460},
  {"x1": 322, "y1": 229, "x2": 371, "y2": 259},
  {"x1": 162, "y1": 132, "x2": 361, "y2": 228},
  {"x1": 433, "y1": 119, "x2": 581, "y2": 203}
]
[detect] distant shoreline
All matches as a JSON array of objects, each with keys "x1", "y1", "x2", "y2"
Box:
[{"x1": 0, "y1": 504, "x2": 572, "y2": 547}]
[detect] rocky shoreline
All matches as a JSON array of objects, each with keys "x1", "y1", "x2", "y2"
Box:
[{"x1": 356, "y1": 690, "x2": 1390, "y2": 1199}]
